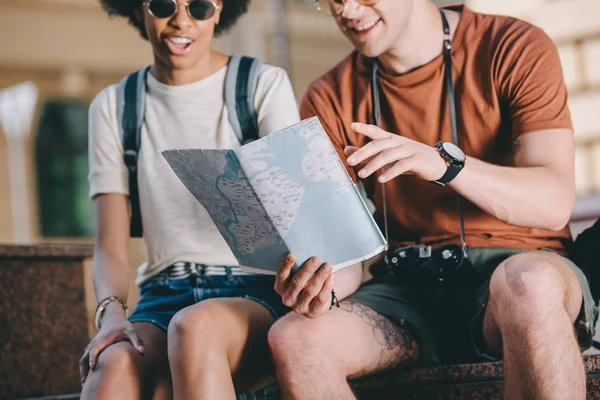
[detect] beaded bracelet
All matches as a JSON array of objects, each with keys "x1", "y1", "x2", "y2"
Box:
[{"x1": 94, "y1": 296, "x2": 128, "y2": 330}]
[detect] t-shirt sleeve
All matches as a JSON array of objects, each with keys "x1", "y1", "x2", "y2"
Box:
[
  {"x1": 254, "y1": 65, "x2": 300, "y2": 137},
  {"x1": 87, "y1": 85, "x2": 129, "y2": 199},
  {"x1": 300, "y1": 83, "x2": 358, "y2": 182},
  {"x1": 495, "y1": 24, "x2": 573, "y2": 136}
]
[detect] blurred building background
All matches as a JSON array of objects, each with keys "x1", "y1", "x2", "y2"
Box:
[{"x1": 0, "y1": 0, "x2": 598, "y2": 335}]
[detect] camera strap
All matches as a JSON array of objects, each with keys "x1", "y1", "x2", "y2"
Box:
[{"x1": 371, "y1": 9, "x2": 468, "y2": 257}]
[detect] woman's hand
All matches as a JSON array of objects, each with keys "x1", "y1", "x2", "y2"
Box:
[
  {"x1": 274, "y1": 254, "x2": 335, "y2": 319},
  {"x1": 79, "y1": 317, "x2": 144, "y2": 385}
]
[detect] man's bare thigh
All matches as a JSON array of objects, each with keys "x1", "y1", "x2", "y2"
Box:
[
  {"x1": 341, "y1": 301, "x2": 419, "y2": 377},
  {"x1": 274, "y1": 300, "x2": 418, "y2": 379}
]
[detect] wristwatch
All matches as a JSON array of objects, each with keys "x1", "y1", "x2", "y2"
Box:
[{"x1": 432, "y1": 141, "x2": 466, "y2": 186}]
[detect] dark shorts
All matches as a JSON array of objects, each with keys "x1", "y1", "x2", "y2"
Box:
[
  {"x1": 129, "y1": 265, "x2": 290, "y2": 333},
  {"x1": 348, "y1": 247, "x2": 599, "y2": 365}
]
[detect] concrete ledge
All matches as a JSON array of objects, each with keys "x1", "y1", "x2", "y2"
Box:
[
  {"x1": 350, "y1": 355, "x2": 600, "y2": 399},
  {"x1": 0, "y1": 243, "x2": 94, "y2": 259},
  {"x1": 0, "y1": 244, "x2": 92, "y2": 399},
  {"x1": 17, "y1": 356, "x2": 600, "y2": 399}
]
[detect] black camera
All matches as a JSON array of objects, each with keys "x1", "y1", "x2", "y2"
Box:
[{"x1": 383, "y1": 244, "x2": 465, "y2": 283}]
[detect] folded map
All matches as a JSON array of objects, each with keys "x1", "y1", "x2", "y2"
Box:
[{"x1": 163, "y1": 117, "x2": 387, "y2": 274}]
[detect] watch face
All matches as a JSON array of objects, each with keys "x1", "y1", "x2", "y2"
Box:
[{"x1": 442, "y1": 142, "x2": 466, "y2": 162}]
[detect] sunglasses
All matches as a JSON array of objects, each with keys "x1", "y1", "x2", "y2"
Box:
[
  {"x1": 315, "y1": 0, "x2": 380, "y2": 16},
  {"x1": 144, "y1": 0, "x2": 221, "y2": 21}
]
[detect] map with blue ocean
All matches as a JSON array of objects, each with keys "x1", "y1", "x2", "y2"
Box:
[{"x1": 163, "y1": 117, "x2": 387, "y2": 273}]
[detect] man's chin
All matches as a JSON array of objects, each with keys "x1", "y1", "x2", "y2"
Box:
[{"x1": 354, "y1": 43, "x2": 385, "y2": 59}]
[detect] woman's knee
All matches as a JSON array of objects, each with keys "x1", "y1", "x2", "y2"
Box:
[
  {"x1": 167, "y1": 301, "x2": 228, "y2": 361},
  {"x1": 168, "y1": 306, "x2": 212, "y2": 347},
  {"x1": 168, "y1": 306, "x2": 210, "y2": 340},
  {"x1": 82, "y1": 342, "x2": 167, "y2": 400},
  {"x1": 92, "y1": 342, "x2": 144, "y2": 379}
]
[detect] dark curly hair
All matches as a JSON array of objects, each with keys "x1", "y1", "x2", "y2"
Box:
[{"x1": 100, "y1": 0, "x2": 251, "y2": 40}]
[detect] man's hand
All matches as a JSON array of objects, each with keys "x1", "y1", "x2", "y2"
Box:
[
  {"x1": 274, "y1": 253, "x2": 335, "y2": 319},
  {"x1": 345, "y1": 122, "x2": 447, "y2": 183}
]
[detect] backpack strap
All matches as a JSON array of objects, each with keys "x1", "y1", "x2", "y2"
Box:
[
  {"x1": 117, "y1": 66, "x2": 150, "y2": 238},
  {"x1": 115, "y1": 58, "x2": 262, "y2": 237},
  {"x1": 225, "y1": 55, "x2": 265, "y2": 144}
]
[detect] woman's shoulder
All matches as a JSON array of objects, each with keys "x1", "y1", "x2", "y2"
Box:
[
  {"x1": 88, "y1": 83, "x2": 121, "y2": 139},
  {"x1": 256, "y1": 62, "x2": 290, "y2": 87},
  {"x1": 253, "y1": 61, "x2": 300, "y2": 133},
  {"x1": 89, "y1": 84, "x2": 119, "y2": 117}
]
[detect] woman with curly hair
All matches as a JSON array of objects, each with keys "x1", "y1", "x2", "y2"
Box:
[{"x1": 77, "y1": 1, "x2": 310, "y2": 398}]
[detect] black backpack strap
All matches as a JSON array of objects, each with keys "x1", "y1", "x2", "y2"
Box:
[
  {"x1": 117, "y1": 66, "x2": 150, "y2": 238},
  {"x1": 225, "y1": 55, "x2": 265, "y2": 144}
]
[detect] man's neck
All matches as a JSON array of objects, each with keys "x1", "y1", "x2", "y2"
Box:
[{"x1": 378, "y1": 3, "x2": 460, "y2": 76}]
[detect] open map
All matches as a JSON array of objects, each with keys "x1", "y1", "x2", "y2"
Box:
[{"x1": 163, "y1": 117, "x2": 387, "y2": 274}]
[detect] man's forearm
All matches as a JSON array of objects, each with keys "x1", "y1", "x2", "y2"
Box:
[
  {"x1": 449, "y1": 157, "x2": 574, "y2": 231},
  {"x1": 347, "y1": 125, "x2": 575, "y2": 231}
]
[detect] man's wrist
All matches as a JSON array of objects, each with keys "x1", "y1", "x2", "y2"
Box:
[{"x1": 432, "y1": 142, "x2": 466, "y2": 185}]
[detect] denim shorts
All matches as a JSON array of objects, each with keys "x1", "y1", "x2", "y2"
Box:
[
  {"x1": 349, "y1": 247, "x2": 599, "y2": 365},
  {"x1": 129, "y1": 265, "x2": 290, "y2": 333}
]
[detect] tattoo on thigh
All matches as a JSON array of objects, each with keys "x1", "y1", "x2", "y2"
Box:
[
  {"x1": 511, "y1": 137, "x2": 521, "y2": 163},
  {"x1": 341, "y1": 301, "x2": 418, "y2": 373}
]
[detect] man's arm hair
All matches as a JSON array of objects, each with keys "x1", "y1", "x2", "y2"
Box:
[
  {"x1": 449, "y1": 128, "x2": 575, "y2": 231},
  {"x1": 447, "y1": 24, "x2": 575, "y2": 231}
]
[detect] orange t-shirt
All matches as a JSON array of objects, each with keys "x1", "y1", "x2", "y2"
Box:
[{"x1": 300, "y1": 5, "x2": 573, "y2": 253}]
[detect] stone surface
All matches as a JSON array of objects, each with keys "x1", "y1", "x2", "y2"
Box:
[
  {"x1": 349, "y1": 355, "x2": 600, "y2": 399},
  {"x1": 0, "y1": 243, "x2": 95, "y2": 258},
  {"x1": 17, "y1": 356, "x2": 600, "y2": 399},
  {"x1": 0, "y1": 243, "x2": 93, "y2": 399}
]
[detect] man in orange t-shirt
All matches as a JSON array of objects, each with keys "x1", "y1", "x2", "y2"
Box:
[{"x1": 268, "y1": 1, "x2": 597, "y2": 399}]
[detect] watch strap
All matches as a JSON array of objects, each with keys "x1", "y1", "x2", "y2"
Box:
[{"x1": 433, "y1": 163, "x2": 463, "y2": 186}]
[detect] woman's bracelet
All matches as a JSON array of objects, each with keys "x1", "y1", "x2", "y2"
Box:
[{"x1": 94, "y1": 296, "x2": 128, "y2": 330}]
